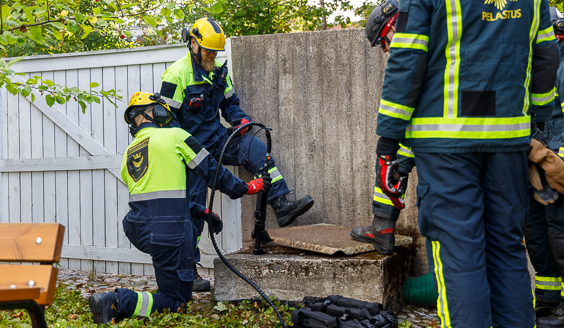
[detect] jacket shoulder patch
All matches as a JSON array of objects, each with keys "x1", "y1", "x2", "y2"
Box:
[{"x1": 127, "y1": 138, "x2": 150, "y2": 182}]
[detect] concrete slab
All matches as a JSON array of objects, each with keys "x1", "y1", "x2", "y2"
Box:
[
  {"x1": 214, "y1": 246, "x2": 412, "y2": 312},
  {"x1": 268, "y1": 224, "x2": 413, "y2": 255}
]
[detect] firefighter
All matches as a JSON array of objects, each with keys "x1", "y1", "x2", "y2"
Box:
[
  {"x1": 88, "y1": 92, "x2": 271, "y2": 324},
  {"x1": 350, "y1": 0, "x2": 416, "y2": 256},
  {"x1": 159, "y1": 17, "x2": 314, "y2": 291},
  {"x1": 374, "y1": 0, "x2": 558, "y2": 326},
  {"x1": 530, "y1": 8, "x2": 564, "y2": 328}
]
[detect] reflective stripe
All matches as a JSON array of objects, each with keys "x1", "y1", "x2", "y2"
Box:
[
  {"x1": 397, "y1": 143, "x2": 414, "y2": 158},
  {"x1": 390, "y1": 33, "x2": 430, "y2": 52},
  {"x1": 444, "y1": 0, "x2": 462, "y2": 119},
  {"x1": 561, "y1": 101, "x2": 564, "y2": 109},
  {"x1": 268, "y1": 167, "x2": 283, "y2": 183},
  {"x1": 432, "y1": 241, "x2": 452, "y2": 327},
  {"x1": 406, "y1": 117, "x2": 530, "y2": 139},
  {"x1": 379, "y1": 99, "x2": 415, "y2": 121},
  {"x1": 225, "y1": 88, "x2": 234, "y2": 99},
  {"x1": 374, "y1": 186, "x2": 394, "y2": 206},
  {"x1": 535, "y1": 276, "x2": 561, "y2": 291},
  {"x1": 162, "y1": 96, "x2": 182, "y2": 111},
  {"x1": 129, "y1": 190, "x2": 186, "y2": 202},
  {"x1": 562, "y1": 282, "x2": 564, "y2": 297},
  {"x1": 531, "y1": 88, "x2": 556, "y2": 106},
  {"x1": 537, "y1": 26, "x2": 556, "y2": 44},
  {"x1": 559, "y1": 147, "x2": 564, "y2": 158},
  {"x1": 187, "y1": 148, "x2": 210, "y2": 169},
  {"x1": 523, "y1": 0, "x2": 542, "y2": 115},
  {"x1": 133, "y1": 291, "x2": 154, "y2": 318}
]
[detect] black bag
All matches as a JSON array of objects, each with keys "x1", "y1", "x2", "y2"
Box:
[
  {"x1": 292, "y1": 295, "x2": 398, "y2": 328},
  {"x1": 291, "y1": 308, "x2": 339, "y2": 328}
]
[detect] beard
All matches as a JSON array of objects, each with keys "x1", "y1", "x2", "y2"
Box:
[{"x1": 201, "y1": 57, "x2": 216, "y2": 72}]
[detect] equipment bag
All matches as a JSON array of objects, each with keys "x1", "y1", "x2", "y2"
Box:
[{"x1": 291, "y1": 308, "x2": 339, "y2": 328}]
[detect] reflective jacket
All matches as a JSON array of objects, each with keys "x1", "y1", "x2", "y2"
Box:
[
  {"x1": 160, "y1": 53, "x2": 250, "y2": 150},
  {"x1": 120, "y1": 123, "x2": 249, "y2": 221},
  {"x1": 377, "y1": 0, "x2": 559, "y2": 152},
  {"x1": 553, "y1": 42, "x2": 564, "y2": 158}
]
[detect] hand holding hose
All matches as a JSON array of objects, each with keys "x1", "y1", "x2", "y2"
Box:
[
  {"x1": 204, "y1": 209, "x2": 223, "y2": 234},
  {"x1": 246, "y1": 175, "x2": 272, "y2": 195}
]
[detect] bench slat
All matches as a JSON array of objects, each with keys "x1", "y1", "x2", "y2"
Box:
[
  {"x1": 0, "y1": 265, "x2": 59, "y2": 306},
  {"x1": 0, "y1": 223, "x2": 65, "y2": 262},
  {"x1": 0, "y1": 287, "x2": 41, "y2": 303}
]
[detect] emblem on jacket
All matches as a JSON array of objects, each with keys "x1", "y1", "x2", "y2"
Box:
[
  {"x1": 127, "y1": 138, "x2": 149, "y2": 182},
  {"x1": 483, "y1": 0, "x2": 520, "y2": 21}
]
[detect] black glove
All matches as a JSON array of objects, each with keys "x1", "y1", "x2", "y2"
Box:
[{"x1": 204, "y1": 209, "x2": 223, "y2": 235}]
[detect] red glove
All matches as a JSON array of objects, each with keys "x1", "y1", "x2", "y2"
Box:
[
  {"x1": 246, "y1": 175, "x2": 272, "y2": 195},
  {"x1": 204, "y1": 209, "x2": 223, "y2": 234},
  {"x1": 376, "y1": 154, "x2": 407, "y2": 209},
  {"x1": 233, "y1": 118, "x2": 251, "y2": 136}
]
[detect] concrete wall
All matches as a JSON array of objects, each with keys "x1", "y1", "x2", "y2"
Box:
[{"x1": 231, "y1": 29, "x2": 429, "y2": 276}]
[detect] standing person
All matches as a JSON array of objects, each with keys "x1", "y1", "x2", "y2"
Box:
[
  {"x1": 350, "y1": 0, "x2": 416, "y2": 256},
  {"x1": 88, "y1": 92, "x2": 271, "y2": 324},
  {"x1": 374, "y1": 0, "x2": 558, "y2": 327},
  {"x1": 529, "y1": 8, "x2": 564, "y2": 328},
  {"x1": 159, "y1": 17, "x2": 314, "y2": 292}
]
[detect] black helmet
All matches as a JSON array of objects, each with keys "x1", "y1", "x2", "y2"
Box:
[
  {"x1": 365, "y1": 0, "x2": 399, "y2": 48},
  {"x1": 551, "y1": 7, "x2": 564, "y2": 39}
]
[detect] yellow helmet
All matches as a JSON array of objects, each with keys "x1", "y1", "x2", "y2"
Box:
[
  {"x1": 182, "y1": 17, "x2": 226, "y2": 51},
  {"x1": 124, "y1": 92, "x2": 172, "y2": 126}
]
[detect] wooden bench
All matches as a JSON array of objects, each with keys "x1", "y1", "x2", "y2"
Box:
[{"x1": 0, "y1": 223, "x2": 65, "y2": 328}]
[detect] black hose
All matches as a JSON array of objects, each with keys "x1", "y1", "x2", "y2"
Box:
[{"x1": 207, "y1": 122, "x2": 288, "y2": 328}]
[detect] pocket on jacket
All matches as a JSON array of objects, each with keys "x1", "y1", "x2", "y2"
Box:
[{"x1": 150, "y1": 233, "x2": 185, "y2": 271}]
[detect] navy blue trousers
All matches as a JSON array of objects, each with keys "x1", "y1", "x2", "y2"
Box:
[
  {"x1": 526, "y1": 191, "x2": 564, "y2": 304},
  {"x1": 414, "y1": 151, "x2": 533, "y2": 328},
  {"x1": 189, "y1": 131, "x2": 290, "y2": 263},
  {"x1": 116, "y1": 215, "x2": 195, "y2": 319}
]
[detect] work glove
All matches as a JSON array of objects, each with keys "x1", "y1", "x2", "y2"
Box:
[
  {"x1": 231, "y1": 118, "x2": 252, "y2": 136},
  {"x1": 376, "y1": 137, "x2": 406, "y2": 209},
  {"x1": 246, "y1": 175, "x2": 272, "y2": 195},
  {"x1": 204, "y1": 208, "x2": 223, "y2": 235}
]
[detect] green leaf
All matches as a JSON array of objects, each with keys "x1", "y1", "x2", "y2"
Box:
[
  {"x1": 93, "y1": 8, "x2": 101, "y2": 15},
  {"x1": 2, "y1": 5, "x2": 10, "y2": 22},
  {"x1": 161, "y1": 7, "x2": 171, "y2": 17},
  {"x1": 114, "y1": 18, "x2": 125, "y2": 24},
  {"x1": 25, "y1": 8, "x2": 35, "y2": 23},
  {"x1": 102, "y1": 0, "x2": 114, "y2": 4},
  {"x1": 213, "y1": 302, "x2": 228, "y2": 312},
  {"x1": 67, "y1": 20, "x2": 79, "y2": 34},
  {"x1": 120, "y1": 3, "x2": 136, "y2": 9},
  {"x1": 144, "y1": 16, "x2": 157, "y2": 28},
  {"x1": 31, "y1": 93, "x2": 35, "y2": 102},
  {"x1": 50, "y1": 22, "x2": 66, "y2": 30},
  {"x1": 7, "y1": 57, "x2": 22, "y2": 66},
  {"x1": 53, "y1": 30, "x2": 62, "y2": 41},
  {"x1": 30, "y1": 26, "x2": 45, "y2": 43},
  {"x1": 81, "y1": 25, "x2": 93, "y2": 39},
  {"x1": 78, "y1": 100, "x2": 87, "y2": 113},
  {"x1": 46, "y1": 94, "x2": 55, "y2": 107},
  {"x1": 173, "y1": 9, "x2": 184, "y2": 19},
  {"x1": 55, "y1": 96, "x2": 65, "y2": 104},
  {"x1": 75, "y1": 12, "x2": 84, "y2": 22},
  {"x1": 89, "y1": 82, "x2": 100, "y2": 88}
]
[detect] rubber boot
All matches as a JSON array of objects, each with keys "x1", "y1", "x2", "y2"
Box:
[
  {"x1": 89, "y1": 291, "x2": 118, "y2": 324},
  {"x1": 350, "y1": 215, "x2": 396, "y2": 255},
  {"x1": 538, "y1": 303, "x2": 564, "y2": 328},
  {"x1": 537, "y1": 299, "x2": 561, "y2": 318},
  {"x1": 269, "y1": 194, "x2": 314, "y2": 227},
  {"x1": 193, "y1": 263, "x2": 211, "y2": 292}
]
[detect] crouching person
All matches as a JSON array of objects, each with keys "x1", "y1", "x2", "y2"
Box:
[{"x1": 88, "y1": 92, "x2": 271, "y2": 324}]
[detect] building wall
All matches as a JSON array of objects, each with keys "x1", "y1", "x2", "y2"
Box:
[{"x1": 231, "y1": 29, "x2": 428, "y2": 276}]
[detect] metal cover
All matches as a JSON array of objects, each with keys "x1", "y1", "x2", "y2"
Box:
[{"x1": 267, "y1": 224, "x2": 413, "y2": 256}]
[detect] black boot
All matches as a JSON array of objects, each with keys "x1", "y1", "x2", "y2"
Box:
[
  {"x1": 193, "y1": 263, "x2": 211, "y2": 292},
  {"x1": 89, "y1": 291, "x2": 118, "y2": 324},
  {"x1": 350, "y1": 215, "x2": 396, "y2": 255},
  {"x1": 537, "y1": 299, "x2": 560, "y2": 318},
  {"x1": 269, "y1": 194, "x2": 314, "y2": 227},
  {"x1": 537, "y1": 304, "x2": 564, "y2": 327}
]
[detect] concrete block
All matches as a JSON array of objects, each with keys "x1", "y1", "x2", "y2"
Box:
[{"x1": 214, "y1": 246, "x2": 412, "y2": 312}]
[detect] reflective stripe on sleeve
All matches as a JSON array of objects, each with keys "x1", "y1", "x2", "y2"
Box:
[
  {"x1": 162, "y1": 96, "x2": 182, "y2": 111},
  {"x1": 559, "y1": 147, "x2": 564, "y2": 158},
  {"x1": 374, "y1": 186, "x2": 394, "y2": 206},
  {"x1": 535, "y1": 276, "x2": 561, "y2": 291},
  {"x1": 129, "y1": 190, "x2": 186, "y2": 202},
  {"x1": 390, "y1": 33, "x2": 430, "y2": 52},
  {"x1": 379, "y1": 99, "x2": 415, "y2": 121},
  {"x1": 225, "y1": 88, "x2": 234, "y2": 99},
  {"x1": 132, "y1": 291, "x2": 154, "y2": 318},
  {"x1": 531, "y1": 88, "x2": 556, "y2": 106},
  {"x1": 397, "y1": 143, "x2": 414, "y2": 158},
  {"x1": 537, "y1": 26, "x2": 556, "y2": 44},
  {"x1": 187, "y1": 148, "x2": 210, "y2": 169}
]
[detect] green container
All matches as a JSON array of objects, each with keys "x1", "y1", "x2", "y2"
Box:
[{"x1": 403, "y1": 272, "x2": 438, "y2": 308}]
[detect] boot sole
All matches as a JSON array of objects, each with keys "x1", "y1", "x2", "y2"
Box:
[
  {"x1": 89, "y1": 293, "x2": 115, "y2": 324},
  {"x1": 350, "y1": 231, "x2": 394, "y2": 255},
  {"x1": 277, "y1": 198, "x2": 314, "y2": 227}
]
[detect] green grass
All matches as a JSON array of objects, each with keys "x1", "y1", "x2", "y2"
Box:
[{"x1": 0, "y1": 284, "x2": 295, "y2": 327}]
